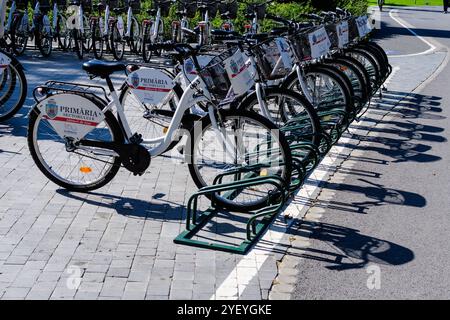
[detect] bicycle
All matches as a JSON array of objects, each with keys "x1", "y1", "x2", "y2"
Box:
[
  {"x1": 33, "y1": 0, "x2": 53, "y2": 57},
  {"x1": 53, "y1": 0, "x2": 72, "y2": 51},
  {"x1": 142, "y1": 0, "x2": 171, "y2": 63},
  {"x1": 0, "y1": 48, "x2": 27, "y2": 121},
  {"x1": 9, "y1": 0, "x2": 30, "y2": 55},
  {"x1": 66, "y1": 0, "x2": 92, "y2": 59},
  {"x1": 89, "y1": 0, "x2": 107, "y2": 59},
  {"x1": 123, "y1": 0, "x2": 141, "y2": 54},
  {"x1": 218, "y1": 0, "x2": 238, "y2": 31},
  {"x1": 171, "y1": 0, "x2": 197, "y2": 44},
  {"x1": 28, "y1": 43, "x2": 293, "y2": 211}
]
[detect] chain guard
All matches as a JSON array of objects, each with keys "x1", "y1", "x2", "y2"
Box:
[{"x1": 119, "y1": 144, "x2": 151, "y2": 176}]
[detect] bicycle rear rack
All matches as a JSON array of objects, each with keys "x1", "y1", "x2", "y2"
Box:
[{"x1": 33, "y1": 80, "x2": 110, "y2": 103}]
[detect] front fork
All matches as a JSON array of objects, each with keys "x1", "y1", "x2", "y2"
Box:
[
  {"x1": 208, "y1": 105, "x2": 244, "y2": 164},
  {"x1": 255, "y1": 82, "x2": 273, "y2": 122},
  {"x1": 295, "y1": 64, "x2": 314, "y2": 104},
  {"x1": 125, "y1": 6, "x2": 132, "y2": 38}
]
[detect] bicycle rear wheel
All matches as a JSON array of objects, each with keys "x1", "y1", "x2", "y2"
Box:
[
  {"x1": 91, "y1": 20, "x2": 104, "y2": 59},
  {"x1": 73, "y1": 29, "x2": 84, "y2": 59},
  {"x1": 36, "y1": 29, "x2": 53, "y2": 57},
  {"x1": 27, "y1": 100, "x2": 123, "y2": 191}
]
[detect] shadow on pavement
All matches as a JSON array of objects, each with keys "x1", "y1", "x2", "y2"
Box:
[
  {"x1": 294, "y1": 220, "x2": 414, "y2": 271},
  {"x1": 56, "y1": 189, "x2": 187, "y2": 221}
]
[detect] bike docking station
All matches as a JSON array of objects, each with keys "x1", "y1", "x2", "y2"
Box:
[
  {"x1": 174, "y1": 53, "x2": 393, "y2": 255},
  {"x1": 173, "y1": 121, "x2": 335, "y2": 254}
]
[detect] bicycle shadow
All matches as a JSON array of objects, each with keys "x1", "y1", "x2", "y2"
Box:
[
  {"x1": 336, "y1": 91, "x2": 445, "y2": 165},
  {"x1": 308, "y1": 178, "x2": 426, "y2": 214},
  {"x1": 286, "y1": 220, "x2": 414, "y2": 271},
  {"x1": 56, "y1": 189, "x2": 188, "y2": 221}
]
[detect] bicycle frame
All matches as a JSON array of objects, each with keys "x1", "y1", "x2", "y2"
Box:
[
  {"x1": 98, "y1": 74, "x2": 214, "y2": 158},
  {"x1": 103, "y1": 4, "x2": 109, "y2": 36},
  {"x1": 198, "y1": 9, "x2": 210, "y2": 46},
  {"x1": 150, "y1": 6, "x2": 162, "y2": 43}
]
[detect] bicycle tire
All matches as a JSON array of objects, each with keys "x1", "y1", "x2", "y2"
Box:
[
  {"x1": 187, "y1": 108, "x2": 292, "y2": 212},
  {"x1": 27, "y1": 97, "x2": 123, "y2": 192}
]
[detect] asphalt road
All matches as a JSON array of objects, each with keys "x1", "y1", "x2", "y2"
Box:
[{"x1": 291, "y1": 6, "x2": 450, "y2": 299}]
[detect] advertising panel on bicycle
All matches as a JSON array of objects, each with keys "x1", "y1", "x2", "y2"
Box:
[
  {"x1": 275, "y1": 37, "x2": 293, "y2": 70},
  {"x1": 37, "y1": 94, "x2": 106, "y2": 140},
  {"x1": 127, "y1": 68, "x2": 175, "y2": 105},
  {"x1": 337, "y1": 21, "x2": 349, "y2": 48},
  {"x1": 223, "y1": 49, "x2": 254, "y2": 97},
  {"x1": 308, "y1": 26, "x2": 332, "y2": 59}
]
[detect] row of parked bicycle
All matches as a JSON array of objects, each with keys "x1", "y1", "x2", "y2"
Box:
[
  {"x1": 22, "y1": 4, "x2": 390, "y2": 215},
  {"x1": 1, "y1": 0, "x2": 288, "y2": 61}
]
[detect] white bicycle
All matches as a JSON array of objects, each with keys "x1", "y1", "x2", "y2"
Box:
[{"x1": 27, "y1": 43, "x2": 292, "y2": 211}]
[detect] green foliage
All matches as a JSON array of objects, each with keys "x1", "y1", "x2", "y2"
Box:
[{"x1": 132, "y1": 0, "x2": 368, "y2": 35}]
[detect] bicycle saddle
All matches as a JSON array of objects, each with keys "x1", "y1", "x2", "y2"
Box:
[
  {"x1": 176, "y1": 10, "x2": 185, "y2": 17},
  {"x1": 147, "y1": 8, "x2": 157, "y2": 15},
  {"x1": 82, "y1": 60, "x2": 126, "y2": 78}
]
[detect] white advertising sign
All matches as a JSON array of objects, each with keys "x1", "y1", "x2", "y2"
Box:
[
  {"x1": 337, "y1": 21, "x2": 349, "y2": 48},
  {"x1": 356, "y1": 15, "x2": 372, "y2": 37},
  {"x1": 224, "y1": 49, "x2": 255, "y2": 97},
  {"x1": 308, "y1": 27, "x2": 332, "y2": 59},
  {"x1": 127, "y1": 68, "x2": 175, "y2": 105},
  {"x1": 275, "y1": 37, "x2": 293, "y2": 70},
  {"x1": 38, "y1": 94, "x2": 105, "y2": 140}
]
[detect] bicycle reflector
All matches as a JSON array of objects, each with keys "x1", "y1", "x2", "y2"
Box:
[{"x1": 80, "y1": 167, "x2": 93, "y2": 174}]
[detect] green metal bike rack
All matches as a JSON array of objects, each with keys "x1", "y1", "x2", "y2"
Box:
[{"x1": 174, "y1": 174, "x2": 288, "y2": 254}]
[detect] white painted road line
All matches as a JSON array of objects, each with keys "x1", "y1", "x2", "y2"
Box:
[
  {"x1": 388, "y1": 9, "x2": 437, "y2": 57},
  {"x1": 212, "y1": 8, "x2": 443, "y2": 301}
]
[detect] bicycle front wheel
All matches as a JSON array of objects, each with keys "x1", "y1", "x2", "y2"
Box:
[
  {"x1": 35, "y1": 29, "x2": 53, "y2": 57},
  {"x1": 110, "y1": 23, "x2": 125, "y2": 61},
  {"x1": 188, "y1": 108, "x2": 292, "y2": 212},
  {"x1": 0, "y1": 55, "x2": 27, "y2": 121}
]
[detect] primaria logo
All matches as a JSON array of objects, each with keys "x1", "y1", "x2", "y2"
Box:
[
  {"x1": 230, "y1": 59, "x2": 239, "y2": 74},
  {"x1": 60, "y1": 106, "x2": 99, "y2": 118},
  {"x1": 131, "y1": 72, "x2": 140, "y2": 88},
  {"x1": 45, "y1": 99, "x2": 59, "y2": 119},
  {"x1": 185, "y1": 59, "x2": 195, "y2": 74},
  {"x1": 139, "y1": 77, "x2": 169, "y2": 86}
]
